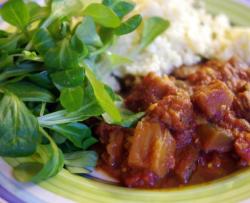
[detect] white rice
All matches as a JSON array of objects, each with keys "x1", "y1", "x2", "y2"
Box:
[{"x1": 111, "y1": 0, "x2": 250, "y2": 78}]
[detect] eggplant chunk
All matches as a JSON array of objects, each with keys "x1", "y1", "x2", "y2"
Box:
[
  {"x1": 197, "y1": 124, "x2": 233, "y2": 153},
  {"x1": 128, "y1": 120, "x2": 176, "y2": 177}
]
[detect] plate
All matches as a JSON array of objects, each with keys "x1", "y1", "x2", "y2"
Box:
[{"x1": 1, "y1": 1, "x2": 250, "y2": 203}]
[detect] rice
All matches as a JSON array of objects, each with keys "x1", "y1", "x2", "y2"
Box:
[{"x1": 111, "y1": 0, "x2": 250, "y2": 78}]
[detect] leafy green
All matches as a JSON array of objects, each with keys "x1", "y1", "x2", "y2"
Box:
[
  {"x1": 0, "y1": 35, "x2": 20, "y2": 53},
  {"x1": 0, "y1": 0, "x2": 150, "y2": 183},
  {"x1": 139, "y1": 16, "x2": 170, "y2": 51},
  {"x1": 60, "y1": 86, "x2": 84, "y2": 112},
  {"x1": 64, "y1": 151, "x2": 98, "y2": 173},
  {"x1": 38, "y1": 84, "x2": 103, "y2": 126},
  {"x1": 27, "y1": 2, "x2": 48, "y2": 23},
  {"x1": 4, "y1": 81, "x2": 55, "y2": 103},
  {"x1": 103, "y1": 108, "x2": 144, "y2": 127},
  {"x1": 50, "y1": 68, "x2": 85, "y2": 89},
  {"x1": 0, "y1": 92, "x2": 39, "y2": 157},
  {"x1": 75, "y1": 17, "x2": 103, "y2": 47},
  {"x1": 41, "y1": 0, "x2": 85, "y2": 28},
  {"x1": 114, "y1": 14, "x2": 142, "y2": 35},
  {"x1": 105, "y1": 52, "x2": 133, "y2": 66},
  {"x1": 28, "y1": 71, "x2": 54, "y2": 90},
  {"x1": 49, "y1": 123, "x2": 97, "y2": 149},
  {"x1": 44, "y1": 39, "x2": 80, "y2": 72},
  {"x1": 83, "y1": 3, "x2": 121, "y2": 28},
  {"x1": 85, "y1": 67, "x2": 122, "y2": 122},
  {"x1": 33, "y1": 28, "x2": 55, "y2": 56},
  {"x1": 0, "y1": 0, "x2": 30, "y2": 31},
  {"x1": 112, "y1": 1, "x2": 135, "y2": 18},
  {"x1": 13, "y1": 128, "x2": 64, "y2": 182}
]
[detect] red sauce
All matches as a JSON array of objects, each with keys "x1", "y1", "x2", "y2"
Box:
[{"x1": 94, "y1": 59, "x2": 250, "y2": 188}]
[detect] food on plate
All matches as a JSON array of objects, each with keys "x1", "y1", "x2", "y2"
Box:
[
  {"x1": 0, "y1": 0, "x2": 250, "y2": 189},
  {"x1": 96, "y1": 58, "x2": 250, "y2": 187},
  {"x1": 0, "y1": 0, "x2": 146, "y2": 182}
]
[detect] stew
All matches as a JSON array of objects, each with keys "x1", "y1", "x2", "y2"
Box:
[{"x1": 94, "y1": 58, "x2": 250, "y2": 188}]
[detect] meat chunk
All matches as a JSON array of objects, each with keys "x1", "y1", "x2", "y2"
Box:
[
  {"x1": 219, "y1": 111, "x2": 250, "y2": 132},
  {"x1": 193, "y1": 80, "x2": 234, "y2": 120},
  {"x1": 234, "y1": 90, "x2": 250, "y2": 122},
  {"x1": 174, "y1": 129, "x2": 194, "y2": 149},
  {"x1": 96, "y1": 123, "x2": 130, "y2": 167},
  {"x1": 125, "y1": 73, "x2": 177, "y2": 112},
  {"x1": 235, "y1": 133, "x2": 250, "y2": 164},
  {"x1": 148, "y1": 93, "x2": 193, "y2": 131},
  {"x1": 175, "y1": 146, "x2": 199, "y2": 183},
  {"x1": 216, "y1": 59, "x2": 250, "y2": 92},
  {"x1": 188, "y1": 66, "x2": 219, "y2": 86},
  {"x1": 128, "y1": 120, "x2": 176, "y2": 177},
  {"x1": 188, "y1": 59, "x2": 250, "y2": 92},
  {"x1": 197, "y1": 124, "x2": 233, "y2": 153}
]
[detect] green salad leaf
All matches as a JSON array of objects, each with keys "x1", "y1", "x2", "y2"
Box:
[
  {"x1": 60, "y1": 86, "x2": 84, "y2": 112},
  {"x1": 33, "y1": 28, "x2": 55, "y2": 56},
  {"x1": 1, "y1": 0, "x2": 30, "y2": 31},
  {"x1": 0, "y1": 91, "x2": 39, "y2": 157},
  {"x1": 50, "y1": 68, "x2": 85, "y2": 89},
  {"x1": 83, "y1": 3, "x2": 121, "y2": 28},
  {"x1": 0, "y1": 0, "x2": 165, "y2": 183},
  {"x1": 4, "y1": 81, "x2": 55, "y2": 103},
  {"x1": 103, "y1": 0, "x2": 135, "y2": 18},
  {"x1": 139, "y1": 16, "x2": 170, "y2": 51},
  {"x1": 44, "y1": 38, "x2": 80, "y2": 72},
  {"x1": 49, "y1": 123, "x2": 97, "y2": 149},
  {"x1": 75, "y1": 17, "x2": 103, "y2": 47},
  {"x1": 13, "y1": 128, "x2": 64, "y2": 182},
  {"x1": 64, "y1": 151, "x2": 98, "y2": 173},
  {"x1": 85, "y1": 66, "x2": 122, "y2": 122},
  {"x1": 114, "y1": 14, "x2": 142, "y2": 35}
]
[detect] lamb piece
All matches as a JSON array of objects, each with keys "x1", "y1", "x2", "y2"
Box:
[
  {"x1": 219, "y1": 111, "x2": 250, "y2": 132},
  {"x1": 188, "y1": 66, "x2": 219, "y2": 86},
  {"x1": 216, "y1": 59, "x2": 250, "y2": 92},
  {"x1": 234, "y1": 133, "x2": 250, "y2": 164},
  {"x1": 196, "y1": 124, "x2": 233, "y2": 153},
  {"x1": 193, "y1": 80, "x2": 234, "y2": 120},
  {"x1": 188, "y1": 59, "x2": 250, "y2": 92},
  {"x1": 96, "y1": 123, "x2": 131, "y2": 167},
  {"x1": 148, "y1": 92, "x2": 193, "y2": 131},
  {"x1": 175, "y1": 146, "x2": 200, "y2": 183},
  {"x1": 125, "y1": 73, "x2": 177, "y2": 112},
  {"x1": 234, "y1": 90, "x2": 250, "y2": 122},
  {"x1": 128, "y1": 120, "x2": 176, "y2": 178},
  {"x1": 174, "y1": 129, "x2": 194, "y2": 149}
]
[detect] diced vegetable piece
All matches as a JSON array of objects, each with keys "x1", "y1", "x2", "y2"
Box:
[
  {"x1": 175, "y1": 146, "x2": 199, "y2": 183},
  {"x1": 150, "y1": 127, "x2": 176, "y2": 177},
  {"x1": 128, "y1": 120, "x2": 176, "y2": 177},
  {"x1": 193, "y1": 80, "x2": 234, "y2": 119},
  {"x1": 197, "y1": 124, "x2": 233, "y2": 153},
  {"x1": 128, "y1": 120, "x2": 156, "y2": 168}
]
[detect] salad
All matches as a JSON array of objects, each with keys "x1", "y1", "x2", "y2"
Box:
[{"x1": 0, "y1": 0, "x2": 167, "y2": 182}]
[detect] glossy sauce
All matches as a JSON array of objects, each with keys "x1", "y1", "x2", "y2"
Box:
[{"x1": 95, "y1": 59, "x2": 250, "y2": 188}]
